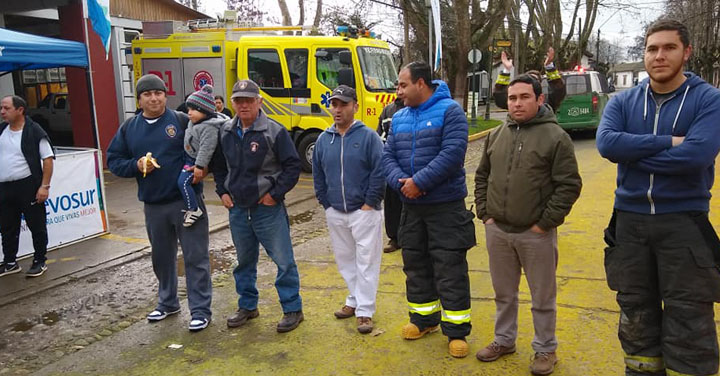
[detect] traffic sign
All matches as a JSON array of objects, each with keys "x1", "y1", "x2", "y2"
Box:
[{"x1": 468, "y1": 49, "x2": 482, "y2": 64}]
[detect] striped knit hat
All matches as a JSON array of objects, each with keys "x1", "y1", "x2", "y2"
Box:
[{"x1": 186, "y1": 85, "x2": 215, "y2": 115}]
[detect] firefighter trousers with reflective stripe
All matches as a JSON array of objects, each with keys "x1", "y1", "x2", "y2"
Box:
[
  {"x1": 605, "y1": 211, "x2": 720, "y2": 376},
  {"x1": 399, "y1": 200, "x2": 476, "y2": 339}
]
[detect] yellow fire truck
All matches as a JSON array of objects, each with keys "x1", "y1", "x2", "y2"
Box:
[{"x1": 131, "y1": 22, "x2": 398, "y2": 171}]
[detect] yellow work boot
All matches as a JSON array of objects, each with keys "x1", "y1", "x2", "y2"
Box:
[
  {"x1": 401, "y1": 323, "x2": 439, "y2": 340},
  {"x1": 449, "y1": 339, "x2": 469, "y2": 358}
]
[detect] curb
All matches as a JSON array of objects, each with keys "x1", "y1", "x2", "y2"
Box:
[{"x1": 468, "y1": 128, "x2": 494, "y2": 142}]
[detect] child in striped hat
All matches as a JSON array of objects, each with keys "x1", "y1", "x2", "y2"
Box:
[{"x1": 178, "y1": 84, "x2": 229, "y2": 226}]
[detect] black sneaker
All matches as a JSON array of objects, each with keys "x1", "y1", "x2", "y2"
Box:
[
  {"x1": 0, "y1": 262, "x2": 21, "y2": 277},
  {"x1": 26, "y1": 261, "x2": 47, "y2": 277},
  {"x1": 277, "y1": 311, "x2": 304, "y2": 333}
]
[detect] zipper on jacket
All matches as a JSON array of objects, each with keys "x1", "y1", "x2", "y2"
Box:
[
  {"x1": 410, "y1": 111, "x2": 417, "y2": 175},
  {"x1": 340, "y1": 133, "x2": 348, "y2": 212},
  {"x1": 502, "y1": 124, "x2": 521, "y2": 219},
  {"x1": 647, "y1": 101, "x2": 664, "y2": 215}
]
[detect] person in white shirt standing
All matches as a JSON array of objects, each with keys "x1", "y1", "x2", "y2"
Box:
[
  {"x1": 312, "y1": 85, "x2": 385, "y2": 334},
  {"x1": 0, "y1": 95, "x2": 55, "y2": 277}
]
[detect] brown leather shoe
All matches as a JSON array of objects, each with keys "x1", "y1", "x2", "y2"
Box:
[
  {"x1": 476, "y1": 341, "x2": 516, "y2": 362},
  {"x1": 530, "y1": 352, "x2": 557, "y2": 375},
  {"x1": 357, "y1": 316, "x2": 373, "y2": 334},
  {"x1": 383, "y1": 239, "x2": 400, "y2": 253},
  {"x1": 226, "y1": 308, "x2": 259, "y2": 328},
  {"x1": 277, "y1": 311, "x2": 304, "y2": 333},
  {"x1": 334, "y1": 305, "x2": 355, "y2": 319},
  {"x1": 401, "y1": 323, "x2": 440, "y2": 340}
]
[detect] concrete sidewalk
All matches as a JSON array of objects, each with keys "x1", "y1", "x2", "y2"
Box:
[{"x1": 0, "y1": 172, "x2": 318, "y2": 308}]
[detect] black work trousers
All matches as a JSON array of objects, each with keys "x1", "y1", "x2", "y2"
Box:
[
  {"x1": 0, "y1": 176, "x2": 48, "y2": 264},
  {"x1": 399, "y1": 199, "x2": 476, "y2": 339},
  {"x1": 384, "y1": 186, "x2": 402, "y2": 242},
  {"x1": 604, "y1": 210, "x2": 720, "y2": 376}
]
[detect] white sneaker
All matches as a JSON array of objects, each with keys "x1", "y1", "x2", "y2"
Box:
[
  {"x1": 183, "y1": 208, "x2": 203, "y2": 227},
  {"x1": 189, "y1": 317, "x2": 210, "y2": 332},
  {"x1": 147, "y1": 308, "x2": 181, "y2": 322}
]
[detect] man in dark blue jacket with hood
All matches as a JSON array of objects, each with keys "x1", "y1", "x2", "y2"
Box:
[
  {"x1": 597, "y1": 19, "x2": 720, "y2": 376},
  {"x1": 383, "y1": 62, "x2": 476, "y2": 358},
  {"x1": 313, "y1": 85, "x2": 385, "y2": 335},
  {"x1": 107, "y1": 74, "x2": 212, "y2": 332}
]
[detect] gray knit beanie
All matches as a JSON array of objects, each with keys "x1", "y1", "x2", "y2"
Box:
[{"x1": 136, "y1": 74, "x2": 167, "y2": 98}]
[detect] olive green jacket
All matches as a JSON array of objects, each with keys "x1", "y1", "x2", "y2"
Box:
[{"x1": 474, "y1": 104, "x2": 582, "y2": 233}]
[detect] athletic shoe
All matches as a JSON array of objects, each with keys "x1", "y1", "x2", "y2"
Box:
[
  {"x1": 189, "y1": 317, "x2": 210, "y2": 332},
  {"x1": 183, "y1": 208, "x2": 203, "y2": 227},
  {"x1": 26, "y1": 261, "x2": 47, "y2": 277},
  {"x1": 147, "y1": 308, "x2": 181, "y2": 322},
  {"x1": 0, "y1": 262, "x2": 21, "y2": 277}
]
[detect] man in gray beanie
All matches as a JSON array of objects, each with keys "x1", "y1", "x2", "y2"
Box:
[
  {"x1": 107, "y1": 74, "x2": 213, "y2": 332},
  {"x1": 136, "y1": 74, "x2": 167, "y2": 99}
]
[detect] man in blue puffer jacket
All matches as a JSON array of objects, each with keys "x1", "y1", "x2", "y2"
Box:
[
  {"x1": 597, "y1": 19, "x2": 720, "y2": 376},
  {"x1": 383, "y1": 61, "x2": 476, "y2": 358}
]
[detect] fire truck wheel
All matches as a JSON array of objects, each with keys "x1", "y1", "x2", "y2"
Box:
[{"x1": 297, "y1": 131, "x2": 319, "y2": 173}]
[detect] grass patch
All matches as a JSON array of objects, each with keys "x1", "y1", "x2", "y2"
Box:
[{"x1": 468, "y1": 119, "x2": 502, "y2": 135}]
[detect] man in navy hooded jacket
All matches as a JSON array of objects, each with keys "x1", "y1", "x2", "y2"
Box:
[
  {"x1": 597, "y1": 19, "x2": 720, "y2": 376},
  {"x1": 313, "y1": 85, "x2": 385, "y2": 335},
  {"x1": 383, "y1": 62, "x2": 476, "y2": 358}
]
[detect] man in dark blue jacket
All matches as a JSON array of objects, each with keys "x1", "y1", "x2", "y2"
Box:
[
  {"x1": 383, "y1": 62, "x2": 476, "y2": 358},
  {"x1": 313, "y1": 85, "x2": 385, "y2": 334},
  {"x1": 597, "y1": 19, "x2": 720, "y2": 376},
  {"x1": 107, "y1": 74, "x2": 212, "y2": 332},
  {"x1": 214, "y1": 79, "x2": 304, "y2": 333}
]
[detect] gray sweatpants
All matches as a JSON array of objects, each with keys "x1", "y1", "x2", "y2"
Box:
[
  {"x1": 144, "y1": 199, "x2": 212, "y2": 319},
  {"x1": 485, "y1": 222, "x2": 558, "y2": 353}
]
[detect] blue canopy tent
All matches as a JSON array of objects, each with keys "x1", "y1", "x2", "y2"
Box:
[
  {"x1": 0, "y1": 27, "x2": 98, "y2": 149},
  {"x1": 0, "y1": 27, "x2": 88, "y2": 72}
]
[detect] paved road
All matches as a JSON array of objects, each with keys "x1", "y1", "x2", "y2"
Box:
[{"x1": 4, "y1": 134, "x2": 720, "y2": 375}]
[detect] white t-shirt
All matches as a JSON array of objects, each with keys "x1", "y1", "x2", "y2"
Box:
[{"x1": 0, "y1": 128, "x2": 54, "y2": 182}]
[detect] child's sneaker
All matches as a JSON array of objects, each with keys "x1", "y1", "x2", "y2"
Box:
[{"x1": 183, "y1": 208, "x2": 203, "y2": 227}]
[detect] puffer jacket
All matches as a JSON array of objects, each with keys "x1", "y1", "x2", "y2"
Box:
[
  {"x1": 382, "y1": 80, "x2": 468, "y2": 204},
  {"x1": 474, "y1": 104, "x2": 582, "y2": 233}
]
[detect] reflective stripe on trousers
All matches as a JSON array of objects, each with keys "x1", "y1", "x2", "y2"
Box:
[
  {"x1": 441, "y1": 309, "x2": 471, "y2": 325},
  {"x1": 625, "y1": 354, "x2": 664, "y2": 373},
  {"x1": 408, "y1": 300, "x2": 441, "y2": 315}
]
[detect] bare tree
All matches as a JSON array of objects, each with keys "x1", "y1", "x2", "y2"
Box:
[
  {"x1": 665, "y1": 0, "x2": 720, "y2": 85},
  {"x1": 226, "y1": 0, "x2": 265, "y2": 24},
  {"x1": 277, "y1": 0, "x2": 293, "y2": 26},
  {"x1": 400, "y1": 0, "x2": 507, "y2": 101},
  {"x1": 178, "y1": 0, "x2": 201, "y2": 10}
]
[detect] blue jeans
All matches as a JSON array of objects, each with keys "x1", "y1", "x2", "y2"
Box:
[{"x1": 229, "y1": 203, "x2": 302, "y2": 313}]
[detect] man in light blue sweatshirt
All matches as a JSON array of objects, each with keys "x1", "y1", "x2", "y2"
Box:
[
  {"x1": 312, "y1": 85, "x2": 385, "y2": 335},
  {"x1": 597, "y1": 19, "x2": 720, "y2": 376}
]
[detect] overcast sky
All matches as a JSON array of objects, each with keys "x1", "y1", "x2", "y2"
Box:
[{"x1": 196, "y1": 0, "x2": 665, "y2": 62}]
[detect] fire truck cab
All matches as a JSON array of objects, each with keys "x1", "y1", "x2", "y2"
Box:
[{"x1": 132, "y1": 22, "x2": 398, "y2": 171}]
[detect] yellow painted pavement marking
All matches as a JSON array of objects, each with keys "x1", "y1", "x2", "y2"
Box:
[{"x1": 100, "y1": 233, "x2": 149, "y2": 244}]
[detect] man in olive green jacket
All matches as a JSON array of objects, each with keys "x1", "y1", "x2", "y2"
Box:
[{"x1": 473, "y1": 74, "x2": 581, "y2": 376}]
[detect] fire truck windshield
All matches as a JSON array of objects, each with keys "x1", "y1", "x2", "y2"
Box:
[{"x1": 357, "y1": 47, "x2": 397, "y2": 92}]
